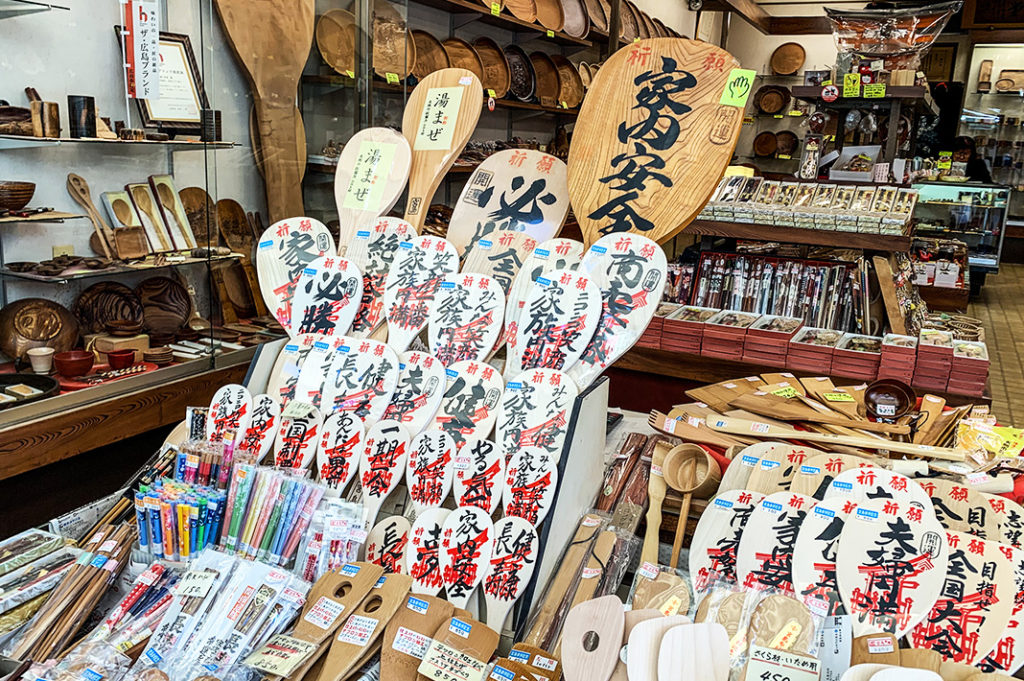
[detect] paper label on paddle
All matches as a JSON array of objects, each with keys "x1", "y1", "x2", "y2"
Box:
[
  {"x1": 419, "y1": 640, "x2": 488, "y2": 681},
  {"x1": 772, "y1": 386, "x2": 798, "y2": 398},
  {"x1": 449, "y1": 618, "x2": 472, "y2": 638},
  {"x1": 393, "y1": 626, "x2": 432, "y2": 659},
  {"x1": 533, "y1": 655, "x2": 557, "y2": 671},
  {"x1": 175, "y1": 569, "x2": 216, "y2": 599},
  {"x1": 864, "y1": 83, "x2": 885, "y2": 98},
  {"x1": 407, "y1": 596, "x2": 430, "y2": 614},
  {"x1": 244, "y1": 635, "x2": 318, "y2": 676},
  {"x1": 741, "y1": 455, "x2": 758, "y2": 467},
  {"x1": 769, "y1": 620, "x2": 804, "y2": 650},
  {"x1": 719, "y1": 68, "x2": 756, "y2": 108},
  {"x1": 336, "y1": 614, "x2": 378, "y2": 645},
  {"x1": 746, "y1": 645, "x2": 820, "y2": 681},
  {"x1": 414, "y1": 87, "x2": 465, "y2": 150},
  {"x1": 303, "y1": 596, "x2": 345, "y2": 629},
  {"x1": 638, "y1": 561, "x2": 659, "y2": 579},
  {"x1": 965, "y1": 472, "x2": 988, "y2": 486},
  {"x1": 823, "y1": 392, "x2": 854, "y2": 402},
  {"x1": 843, "y1": 73, "x2": 861, "y2": 97},
  {"x1": 490, "y1": 665, "x2": 515, "y2": 681},
  {"x1": 343, "y1": 141, "x2": 398, "y2": 212},
  {"x1": 750, "y1": 422, "x2": 770, "y2": 433},
  {"x1": 659, "y1": 594, "x2": 684, "y2": 616},
  {"x1": 866, "y1": 636, "x2": 894, "y2": 653}
]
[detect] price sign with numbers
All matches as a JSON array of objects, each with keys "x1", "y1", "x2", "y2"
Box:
[{"x1": 745, "y1": 645, "x2": 821, "y2": 681}]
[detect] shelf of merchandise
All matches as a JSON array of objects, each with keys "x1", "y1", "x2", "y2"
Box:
[
  {"x1": 408, "y1": 0, "x2": 592, "y2": 47},
  {"x1": 0, "y1": 253, "x2": 242, "y2": 285},
  {"x1": 0, "y1": 211, "x2": 85, "y2": 224},
  {"x1": 0, "y1": 134, "x2": 237, "y2": 151},
  {"x1": 613, "y1": 346, "x2": 989, "y2": 407},
  {"x1": 687, "y1": 219, "x2": 913, "y2": 251},
  {"x1": 918, "y1": 282, "x2": 970, "y2": 312},
  {"x1": 0, "y1": 0, "x2": 69, "y2": 19},
  {"x1": 792, "y1": 85, "x2": 933, "y2": 104}
]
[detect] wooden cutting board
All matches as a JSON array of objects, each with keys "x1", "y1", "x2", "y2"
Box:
[
  {"x1": 625, "y1": 615, "x2": 691, "y2": 681},
  {"x1": 461, "y1": 229, "x2": 537, "y2": 296},
  {"x1": 348, "y1": 217, "x2": 415, "y2": 338},
  {"x1": 452, "y1": 437, "x2": 504, "y2": 514},
  {"x1": 427, "y1": 272, "x2": 504, "y2": 367},
  {"x1": 608, "y1": 610, "x2": 661, "y2": 681},
  {"x1": 568, "y1": 39, "x2": 742, "y2": 246},
  {"x1": 334, "y1": 127, "x2": 412, "y2": 255},
  {"x1": 359, "y1": 419, "x2": 410, "y2": 528},
  {"x1": 256, "y1": 217, "x2": 335, "y2": 332},
  {"x1": 736, "y1": 491, "x2": 816, "y2": 592},
  {"x1": 402, "y1": 69, "x2": 484, "y2": 232},
  {"x1": 482, "y1": 516, "x2": 538, "y2": 631},
  {"x1": 367, "y1": 515, "x2": 411, "y2": 574},
  {"x1": 407, "y1": 429, "x2": 456, "y2": 515},
  {"x1": 382, "y1": 595, "x2": 454, "y2": 681},
  {"x1": 445, "y1": 149, "x2": 570, "y2": 256},
  {"x1": 317, "y1": 410, "x2": 364, "y2": 495},
  {"x1": 791, "y1": 497, "x2": 850, "y2": 617},
  {"x1": 383, "y1": 235, "x2": 460, "y2": 352},
  {"x1": 439, "y1": 506, "x2": 494, "y2": 608},
  {"x1": 408, "y1": 507, "x2": 451, "y2": 595},
  {"x1": 416, "y1": 616, "x2": 499, "y2": 681},
  {"x1": 689, "y1": 489, "x2": 765, "y2": 597},
  {"x1": 570, "y1": 234, "x2": 668, "y2": 388},
  {"x1": 920, "y1": 478, "x2": 1001, "y2": 540},
  {"x1": 383, "y1": 350, "x2": 447, "y2": 438},
  {"x1": 213, "y1": 0, "x2": 313, "y2": 221},
  {"x1": 657, "y1": 623, "x2": 730, "y2": 681},
  {"x1": 496, "y1": 367, "x2": 577, "y2": 465},
  {"x1": 430, "y1": 359, "x2": 505, "y2": 450},
  {"x1": 562, "y1": 595, "x2": 624, "y2": 681},
  {"x1": 291, "y1": 255, "x2": 363, "y2": 337}
]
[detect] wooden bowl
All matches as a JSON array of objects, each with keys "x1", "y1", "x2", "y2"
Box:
[
  {"x1": 652, "y1": 17, "x2": 669, "y2": 36},
  {"x1": 315, "y1": 9, "x2": 357, "y2": 76},
  {"x1": 441, "y1": 38, "x2": 484, "y2": 83},
  {"x1": 754, "y1": 85, "x2": 791, "y2": 114},
  {"x1": 534, "y1": 0, "x2": 564, "y2": 31},
  {"x1": 775, "y1": 130, "x2": 799, "y2": 156},
  {"x1": 373, "y1": 0, "x2": 415, "y2": 79},
  {"x1": 551, "y1": 54, "x2": 584, "y2": 108},
  {"x1": 770, "y1": 42, "x2": 806, "y2": 75},
  {"x1": 411, "y1": 30, "x2": 449, "y2": 80},
  {"x1": 107, "y1": 349, "x2": 135, "y2": 370},
  {"x1": 662, "y1": 444, "x2": 722, "y2": 498},
  {"x1": 106, "y1": 319, "x2": 144, "y2": 337},
  {"x1": 578, "y1": 61, "x2": 592, "y2": 89},
  {"x1": 504, "y1": 44, "x2": 536, "y2": 102},
  {"x1": 0, "y1": 298, "x2": 79, "y2": 360},
  {"x1": 529, "y1": 51, "x2": 561, "y2": 108},
  {"x1": 558, "y1": 0, "x2": 590, "y2": 38},
  {"x1": 505, "y1": 0, "x2": 537, "y2": 22},
  {"x1": 996, "y1": 78, "x2": 1017, "y2": 92},
  {"x1": 0, "y1": 181, "x2": 35, "y2": 211},
  {"x1": 582, "y1": 0, "x2": 606, "y2": 32},
  {"x1": 753, "y1": 131, "x2": 778, "y2": 157},
  {"x1": 54, "y1": 350, "x2": 94, "y2": 378},
  {"x1": 472, "y1": 37, "x2": 512, "y2": 98}
]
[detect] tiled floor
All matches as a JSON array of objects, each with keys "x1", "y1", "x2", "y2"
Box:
[{"x1": 968, "y1": 264, "x2": 1024, "y2": 423}]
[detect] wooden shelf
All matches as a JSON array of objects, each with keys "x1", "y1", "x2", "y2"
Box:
[
  {"x1": 687, "y1": 219, "x2": 913, "y2": 251},
  {"x1": 0, "y1": 253, "x2": 242, "y2": 284},
  {"x1": 918, "y1": 283, "x2": 970, "y2": 312},
  {"x1": 0, "y1": 0, "x2": 69, "y2": 18},
  {"x1": 409, "y1": 0, "x2": 591, "y2": 46},
  {"x1": 0, "y1": 135, "x2": 237, "y2": 151},
  {"x1": 0, "y1": 210, "x2": 86, "y2": 224},
  {"x1": 792, "y1": 85, "x2": 929, "y2": 100},
  {"x1": 614, "y1": 346, "x2": 989, "y2": 407},
  {"x1": 307, "y1": 161, "x2": 478, "y2": 177}
]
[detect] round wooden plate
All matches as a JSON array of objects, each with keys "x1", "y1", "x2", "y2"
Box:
[
  {"x1": 753, "y1": 131, "x2": 777, "y2": 157},
  {"x1": 315, "y1": 9, "x2": 357, "y2": 75},
  {"x1": 618, "y1": 0, "x2": 638, "y2": 40},
  {"x1": 504, "y1": 44, "x2": 536, "y2": 102},
  {"x1": 529, "y1": 51, "x2": 561, "y2": 108},
  {"x1": 754, "y1": 85, "x2": 790, "y2": 114},
  {"x1": 441, "y1": 38, "x2": 485, "y2": 83},
  {"x1": 534, "y1": 0, "x2": 564, "y2": 31},
  {"x1": 373, "y1": 0, "x2": 416, "y2": 79},
  {"x1": 581, "y1": 0, "x2": 606, "y2": 32},
  {"x1": 776, "y1": 130, "x2": 799, "y2": 156},
  {"x1": 0, "y1": 298, "x2": 79, "y2": 360},
  {"x1": 558, "y1": 0, "x2": 590, "y2": 38},
  {"x1": 473, "y1": 36, "x2": 512, "y2": 98},
  {"x1": 411, "y1": 30, "x2": 449, "y2": 80},
  {"x1": 770, "y1": 42, "x2": 805, "y2": 75},
  {"x1": 505, "y1": 0, "x2": 537, "y2": 22},
  {"x1": 73, "y1": 281, "x2": 145, "y2": 335},
  {"x1": 135, "y1": 276, "x2": 191, "y2": 334},
  {"x1": 551, "y1": 54, "x2": 584, "y2": 108}
]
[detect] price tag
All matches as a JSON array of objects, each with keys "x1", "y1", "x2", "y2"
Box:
[
  {"x1": 720, "y1": 68, "x2": 757, "y2": 108},
  {"x1": 772, "y1": 386, "x2": 799, "y2": 398},
  {"x1": 175, "y1": 570, "x2": 216, "y2": 599},
  {"x1": 843, "y1": 73, "x2": 861, "y2": 98},
  {"x1": 823, "y1": 392, "x2": 855, "y2": 403},
  {"x1": 633, "y1": 37, "x2": 640, "y2": 43},
  {"x1": 490, "y1": 2, "x2": 500, "y2": 15},
  {"x1": 560, "y1": 101, "x2": 568, "y2": 109},
  {"x1": 244, "y1": 635, "x2": 319, "y2": 676},
  {"x1": 745, "y1": 645, "x2": 821, "y2": 681},
  {"x1": 345, "y1": 69, "x2": 355, "y2": 78},
  {"x1": 487, "y1": 88, "x2": 496, "y2": 97},
  {"x1": 386, "y1": 72, "x2": 400, "y2": 85},
  {"x1": 393, "y1": 626, "x2": 432, "y2": 659},
  {"x1": 743, "y1": 116, "x2": 754, "y2": 125},
  {"x1": 778, "y1": 154, "x2": 792, "y2": 159},
  {"x1": 546, "y1": 29, "x2": 554, "y2": 37},
  {"x1": 863, "y1": 83, "x2": 886, "y2": 98},
  {"x1": 418, "y1": 640, "x2": 488, "y2": 681},
  {"x1": 773, "y1": 114, "x2": 784, "y2": 119},
  {"x1": 303, "y1": 596, "x2": 345, "y2": 630}
]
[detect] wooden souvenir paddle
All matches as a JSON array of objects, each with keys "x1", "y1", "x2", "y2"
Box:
[
  {"x1": 569, "y1": 38, "x2": 741, "y2": 246},
  {"x1": 789, "y1": 452, "x2": 873, "y2": 497},
  {"x1": 320, "y1": 573, "x2": 413, "y2": 681},
  {"x1": 407, "y1": 430, "x2": 456, "y2": 515},
  {"x1": 736, "y1": 491, "x2": 815, "y2": 593},
  {"x1": 920, "y1": 478, "x2": 1001, "y2": 539},
  {"x1": 292, "y1": 334, "x2": 338, "y2": 410},
  {"x1": 461, "y1": 229, "x2": 538, "y2": 296},
  {"x1": 688, "y1": 490, "x2": 765, "y2": 595},
  {"x1": 496, "y1": 367, "x2": 577, "y2": 465},
  {"x1": 348, "y1": 217, "x2": 415, "y2": 339},
  {"x1": 335, "y1": 127, "x2": 412, "y2": 255},
  {"x1": 383, "y1": 351, "x2": 447, "y2": 438},
  {"x1": 791, "y1": 497, "x2": 849, "y2": 617},
  {"x1": 640, "y1": 437, "x2": 672, "y2": 565},
  {"x1": 359, "y1": 420, "x2": 410, "y2": 529},
  {"x1": 383, "y1": 235, "x2": 460, "y2": 352},
  {"x1": 430, "y1": 359, "x2": 505, "y2": 450},
  {"x1": 275, "y1": 401, "x2": 322, "y2": 469},
  {"x1": 439, "y1": 506, "x2": 494, "y2": 609},
  {"x1": 503, "y1": 445, "x2": 560, "y2": 526},
  {"x1": 453, "y1": 437, "x2": 504, "y2": 514},
  {"x1": 562, "y1": 595, "x2": 624, "y2": 681},
  {"x1": 322, "y1": 337, "x2": 401, "y2": 423},
  {"x1": 382, "y1": 595, "x2": 454, "y2": 681},
  {"x1": 446, "y1": 150, "x2": 570, "y2": 256},
  {"x1": 237, "y1": 393, "x2": 281, "y2": 462},
  {"x1": 213, "y1": 0, "x2": 312, "y2": 222},
  {"x1": 509, "y1": 645, "x2": 562, "y2": 681},
  {"x1": 366, "y1": 515, "x2": 411, "y2": 575},
  {"x1": 291, "y1": 255, "x2": 363, "y2": 337},
  {"x1": 427, "y1": 273, "x2": 505, "y2": 367},
  {"x1": 317, "y1": 410, "x2": 364, "y2": 496},
  {"x1": 658, "y1": 623, "x2": 730, "y2": 681},
  {"x1": 407, "y1": 507, "x2": 451, "y2": 595},
  {"x1": 207, "y1": 383, "x2": 253, "y2": 442},
  {"x1": 483, "y1": 516, "x2": 538, "y2": 632},
  {"x1": 265, "y1": 335, "x2": 315, "y2": 408},
  {"x1": 983, "y1": 493, "x2": 1024, "y2": 549},
  {"x1": 256, "y1": 218, "x2": 335, "y2": 333},
  {"x1": 823, "y1": 467, "x2": 934, "y2": 515},
  {"x1": 401, "y1": 69, "x2": 484, "y2": 232},
  {"x1": 706, "y1": 416, "x2": 968, "y2": 461},
  {"x1": 417, "y1": 616, "x2": 499, "y2": 681},
  {"x1": 715, "y1": 442, "x2": 771, "y2": 492},
  {"x1": 743, "y1": 443, "x2": 813, "y2": 495},
  {"x1": 625, "y1": 616, "x2": 692, "y2": 681}
]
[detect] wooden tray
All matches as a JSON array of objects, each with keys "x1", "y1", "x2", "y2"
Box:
[
  {"x1": 753, "y1": 131, "x2": 778, "y2": 157},
  {"x1": 559, "y1": 0, "x2": 590, "y2": 38},
  {"x1": 373, "y1": 0, "x2": 416, "y2": 79},
  {"x1": 529, "y1": 51, "x2": 561, "y2": 108},
  {"x1": 0, "y1": 373, "x2": 59, "y2": 407},
  {"x1": 411, "y1": 30, "x2": 449, "y2": 80},
  {"x1": 58, "y1": 362, "x2": 160, "y2": 391},
  {"x1": 0, "y1": 298, "x2": 79, "y2": 360},
  {"x1": 995, "y1": 69, "x2": 1024, "y2": 92},
  {"x1": 534, "y1": 0, "x2": 564, "y2": 31},
  {"x1": 504, "y1": 44, "x2": 536, "y2": 102},
  {"x1": 441, "y1": 38, "x2": 484, "y2": 83},
  {"x1": 505, "y1": 0, "x2": 537, "y2": 22},
  {"x1": 581, "y1": 0, "x2": 606, "y2": 32},
  {"x1": 770, "y1": 42, "x2": 805, "y2": 75},
  {"x1": 316, "y1": 9, "x2": 357, "y2": 75},
  {"x1": 551, "y1": 54, "x2": 584, "y2": 108},
  {"x1": 135, "y1": 276, "x2": 191, "y2": 334},
  {"x1": 618, "y1": 0, "x2": 638, "y2": 40},
  {"x1": 473, "y1": 37, "x2": 512, "y2": 98}
]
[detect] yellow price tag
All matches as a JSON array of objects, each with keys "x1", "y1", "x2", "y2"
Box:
[
  {"x1": 787, "y1": 110, "x2": 803, "y2": 116},
  {"x1": 490, "y1": 2, "x2": 500, "y2": 15},
  {"x1": 777, "y1": 154, "x2": 792, "y2": 160},
  {"x1": 385, "y1": 72, "x2": 399, "y2": 85},
  {"x1": 864, "y1": 83, "x2": 886, "y2": 98},
  {"x1": 843, "y1": 73, "x2": 861, "y2": 97},
  {"x1": 345, "y1": 70, "x2": 355, "y2": 79},
  {"x1": 546, "y1": 29, "x2": 554, "y2": 37},
  {"x1": 772, "y1": 387, "x2": 799, "y2": 399},
  {"x1": 742, "y1": 116, "x2": 754, "y2": 125},
  {"x1": 487, "y1": 88, "x2": 496, "y2": 97},
  {"x1": 822, "y1": 80, "x2": 832, "y2": 86},
  {"x1": 560, "y1": 101, "x2": 568, "y2": 109},
  {"x1": 634, "y1": 37, "x2": 640, "y2": 43},
  {"x1": 773, "y1": 114, "x2": 784, "y2": 119},
  {"x1": 824, "y1": 392, "x2": 855, "y2": 403}
]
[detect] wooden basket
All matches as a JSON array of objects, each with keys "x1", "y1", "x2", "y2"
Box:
[
  {"x1": 411, "y1": 30, "x2": 449, "y2": 80},
  {"x1": 473, "y1": 37, "x2": 512, "y2": 98},
  {"x1": 529, "y1": 51, "x2": 561, "y2": 108},
  {"x1": 441, "y1": 38, "x2": 485, "y2": 83},
  {"x1": 618, "y1": 0, "x2": 638, "y2": 40}
]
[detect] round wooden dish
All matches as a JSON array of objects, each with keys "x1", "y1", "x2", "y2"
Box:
[
  {"x1": 504, "y1": 44, "x2": 536, "y2": 102},
  {"x1": 411, "y1": 30, "x2": 449, "y2": 80},
  {"x1": 0, "y1": 181, "x2": 34, "y2": 211},
  {"x1": 551, "y1": 54, "x2": 584, "y2": 108},
  {"x1": 73, "y1": 281, "x2": 144, "y2": 335},
  {"x1": 632, "y1": 4, "x2": 650, "y2": 38},
  {"x1": 558, "y1": 0, "x2": 590, "y2": 38},
  {"x1": 754, "y1": 131, "x2": 778, "y2": 157},
  {"x1": 775, "y1": 130, "x2": 799, "y2": 156},
  {"x1": 472, "y1": 37, "x2": 512, "y2": 98},
  {"x1": 534, "y1": 0, "x2": 564, "y2": 32},
  {"x1": 315, "y1": 9, "x2": 356, "y2": 75},
  {"x1": 581, "y1": 0, "x2": 606, "y2": 32},
  {"x1": 578, "y1": 61, "x2": 592, "y2": 89},
  {"x1": 504, "y1": 0, "x2": 537, "y2": 22},
  {"x1": 529, "y1": 51, "x2": 561, "y2": 108},
  {"x1": 0, "y1": 374, "x2": 59, "y2": 408},
  {"x1": 135, "y1": 276, "x2": 191, "y2": 334},
  {"x1": 754, "y1": 85, "x2": 791, "y2": 114},
  {"x1": 0, "y1": 298, "x2": 79, "y2": 360},
  {"x1": 652, "y1": 16, "x2": 669, "y2": 36},
  {"x1": 373, "y1": 0, "x2": 416, "y2": 79},
  {"x1": 639, "y1": 9, "x2": 657, "y2": 38},
  {"x1": 441, "y1": 38, "x2": 484, "y2": 83},
  {"x1": 618, "y1": 0, "x2": 638, "y2": 41},
  {"x1": 770, "y1": 42, "x2": 806, "y2": 76},
  {"x1": 996, "y1": 78, "x2": 1017, "y2": 92}
]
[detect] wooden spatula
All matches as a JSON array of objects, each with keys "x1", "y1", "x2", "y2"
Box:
[
  {"x1": 67, "y1": 173, "x2": 116, "y2": 259},
  {"x1": 915, "y1": 394, "x2": 946, "y2": 444},
  {"x1": 729, "y1": 393, "x2": 910, "y2": 435},
  {"x1": 640, "y1": 437, "x2": 671, "y2": 565},
  {"x1": 401, "y1": 68, "x2": 484, "y2": 232},
  {"x1": 561, "y1": 595, "x2": 624, "y2": 681},
  {"x1": 382, "y1": 595, "x2": 454, "y2": 681},
  {"x1": 609, "y1": 610, "x2": 661, "y2": 681},
  {"x1": 658, "y1": 623, "x2": 729, "y2": 681},
  {"x1": 482, "y1": 516, "x2": 538, "y2": 632},
  {"x1": 417, "y1": 616, "x2": 499, "y2": 681},
  {"x1": 218, "y1": 198, "x2": 267, "y2": 317},
  {"x1": 213, "y1": 0, "x2": 313, "y2": 221},
  {"x1": 626, "y1": 616, "x2": 691, "y2": 681}
]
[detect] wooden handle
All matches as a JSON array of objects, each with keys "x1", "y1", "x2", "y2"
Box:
[
  {"x1": 212, "y1": 266, "x2": 239, "y2": 324},
  {"x1": 640, "y1": 475, "x2": 665, "y2": 567},
  {"x1": 241, "y1": 262, "x2": 268, "y2": 316},
  {"x1": 67, "y1": 174, "x2": 113, "y2": 259},
  {"x1": 254, "y1": 101, "x2": 306, "y2": 222},
  {"x1": 668, "y1": 460, "x2": 697, "y2": 569}
]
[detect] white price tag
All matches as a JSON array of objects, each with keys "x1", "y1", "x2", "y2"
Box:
[{"x1": 745, "y1": 645, "x2": 821, "y2": 681}]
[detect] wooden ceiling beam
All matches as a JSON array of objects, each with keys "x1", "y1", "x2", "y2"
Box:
[{"x1": 702, "y1": 0, "x2": 834, "y2": 35}]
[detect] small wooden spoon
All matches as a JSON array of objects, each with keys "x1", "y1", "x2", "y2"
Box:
[
  {"x1": 111, "y1": 198, "x2": 134, "y2": 227},
  {"x1": 67, "y1": 173, "x2": 115, "y2": 258}
]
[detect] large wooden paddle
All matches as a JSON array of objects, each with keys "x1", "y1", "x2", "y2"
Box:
[
  {"x1": 214, "y1": 0, "x2": 313, "y2": 222},
  {"x1": 568, "y1": 39, "x2": 743, "y2": 246},
  {"x1": 401, "y1": 68, "x2": 484, "y2": 232}
]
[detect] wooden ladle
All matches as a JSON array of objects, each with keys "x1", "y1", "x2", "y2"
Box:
[
  {"x1": 214, "y1": 0, "x2": 314, "y2": 222},
  {"x1": 663, "y1": 444, "x2": 722, "y2": 570},
  {"x1": 67, "y1": 173, "x2": 115, "y2": 259}
]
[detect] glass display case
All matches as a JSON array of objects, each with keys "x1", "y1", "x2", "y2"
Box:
[{"x1": 911, "y1": 181, "x2": 1009, "y2": 288}]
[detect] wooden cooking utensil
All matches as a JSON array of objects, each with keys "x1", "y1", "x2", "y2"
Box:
[
  {"x1": 648, "y1": 410, "x2": 745, "y2": 449},
  {"x1": 658, "y1": 623, "x2": 730, "y2": 681},
  {"x1": 663, "y1": 444, "x2": 721, "y2": 570},
  {"x1": 334, "y1": 127, "x2": 411, "y2": 255},
  {"x1": 213, "y1": 0, "x2": 313, "y2": 222},
  {"x1": 401, "y1": 68, "x2": 483, "y2": 232},
  {"x1": 509, "y1": 644, "x2": 562, "y2": 681},
  {"x1": 217, "y1": 198, "x2": 267, "y2": 318},
  {"x1": 562, "y1": 596, "x2": 623, "y2": 681},
  {"x1": 67, "y1": 173, "x2": 115, "y2": 259},
  {"x1": 179, "y1": 186, "x2": 219, "y2": 247},
  {"x1": 417, "y1": 616, "x2": 499, "y2": 681},
  {"x1": 608, "y1": 610, "x2": 661, "y2": 681},
  {"x1": 249, "y1": 103, "x2": 307, "y2": 183},
  {"x1": 382, "y1": 595, "x2": 454, "y2": 681},
  {"x1": 728, "y1": 393, "x2": 910, "y2": 435},
  {"x1": 154, "y1": 180, "x2": 197, "y2": 249},
  {"x1": 915, "y1": 394, "x2": 946, "y2": 444},
  {"x1": 568, "y1": 39, "x2": 742, "y2": 246},
  {"x1": 626, "y1": 616, "x2": 691, "y2": 681},
  {"x1": 640, "y1": 437, "x2": 672, "y2": 565}
]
